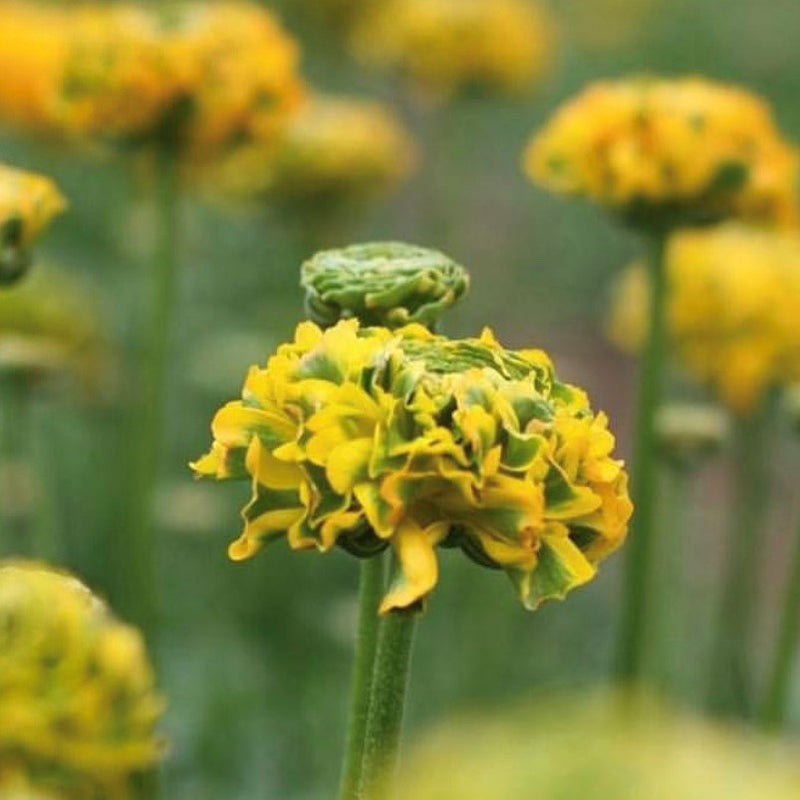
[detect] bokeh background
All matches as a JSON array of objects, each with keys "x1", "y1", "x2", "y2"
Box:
[{"x1": 3, "y1": 0, "x2": 800, "y2": 797}]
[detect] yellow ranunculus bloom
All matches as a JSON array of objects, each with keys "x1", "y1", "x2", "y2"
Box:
[
  {"x1": 608, "y1": 224, "x2": 800, "y2": 415},
  {"x1": 0, "y1": 266, "x2": 106, "y2": 386},
  {"x1": 0, "y1": 562, "x2": 163, "y2": 800},
  {"x1": 0, "y1": 164, "x2": 65, "y2": 284},
  {"x1": 402, "y1": 691, "x2": 800, "y2": 800},
  {"x1": 192, "y1": 320, "x2": 631, "y2": 613},
  {"x1": 0, "y1": 2, "x2": 305, "y2": 155},
  {"x1": 204, "y1": 94, "x2": 416, "y2": 204},
  {"x1": 525, "y1": 77, "x2": 798, "y2": 228},
  {"x1": 352, "y1": 0, "x2": 554, "y2": 100}
]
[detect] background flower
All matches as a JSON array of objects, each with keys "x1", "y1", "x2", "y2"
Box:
[
  {"x1": 526, "y1": 77, "x2": 799, "y2": 228},
  {"x1": 0, "y1": 562, "x2": 163, "y2": 800},
  {"x1": 352, "y1": 0, "x2": 554, "y2": 100},
  {"x1": 608, "y1": 224, "x2": 800, "y2": 414}
]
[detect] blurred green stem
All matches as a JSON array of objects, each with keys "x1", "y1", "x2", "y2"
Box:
[
  {"x1": 0, "y1": 372, "x2": 29, "y2": 555},
  {"x1": 338, "y1": 555, "x2": 386, "y2": 800},
  {"x1": 760, "y1": 511, "x2": 800, "y2": 729},
  {"x1": 654, "y1": 465, "x2": 691, "y2": 696},
  {"x1": 120, "y1": 145, "x2": 180, "y2": 637},
  {"x1": 358, "y1": 609, "x2": 417, "y2": 800},
  {"x1": 708, "y1": 407, "x2": 770, "y2": 716},
  {"x1": 616, "y1": 232, "x2": 669, "y2": 682}
]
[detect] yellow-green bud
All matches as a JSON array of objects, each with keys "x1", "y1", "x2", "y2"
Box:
[
  {"x1": 655, "y1": 402, "x2": 729, "y2": 470},
  {"x1": 301, "y1": 241, "x2": 469, "y2": 330}
]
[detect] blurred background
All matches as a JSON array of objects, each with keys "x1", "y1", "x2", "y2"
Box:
[{"x1": 2, "y1": 0, "x2": 800, "y2": 797}]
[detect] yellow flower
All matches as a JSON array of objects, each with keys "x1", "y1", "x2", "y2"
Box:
[
  {"x1": 0, "y1": 266, "x2": 106, "y2": 386},
  {"x1": 352, "y1": 0, "x2": 554, "y2": 100},
  {"x1": 0, "y1": 562, "x2": 163, "y2": 800},
  {"x1": 192, "y1": 320, "x2": 631, "y2": 613},
  {"x1": 608, "y1": 224, "x2": 800, "y2": 415},
  {"x1": 301, "y1": 242, "x2": 469, "y2": 329},
  {"x1": 401, "y1": 690, "x2": 800, "y2": 800},
  {"x1": 0, "y1": 164, "x2": 65, "y2": 284},
  {"x1": 202, "y1": 93, "x2": 415, "y2": 204},
  {"x1": 165, "y1": 2, "x2": 307, "y2": 162},
  {"x1": 0, "y1": 2, "x2": 306, "y2": 155},
  {"x1": 525, "y1": 77, "x2": 799, "y2": 228}
]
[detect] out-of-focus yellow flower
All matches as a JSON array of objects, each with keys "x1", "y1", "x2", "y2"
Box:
[
  {"x1": 0, "y1": 773, "x2": 59, "y2": 800},
  {"x1": 525, "y1": 77, "x2": 799, "y2": 228},
  {"x1": 402, "y1": 690, "x2": 800, "y2": 800},
  {"x1": 165, "y1": 2, "x2": 306, "y2": 162},
  {"x1": 0, "y1": 2, "x2": 306, "y2": 156},
  {"x1": 608, "y1": 224, "x2": 800, "y2": 415},
  {"x1": 205, "y1": 94, "x2": 415, "y2": 205},
  {"x1": 352, "y1": 0, "x2": 554, "y2": 100},
  {"x1": 0, "y1": 3, "x2": 175, "y2": 144},
  {"x1": 192, "y1": 319, "x2": 631, "y2": 613},
  {"x1": 0, "y1": 165, "x2": 65, "y2": 284},
  {"x1": 0, "y1": 266, "x2": 106, "y2": 387},
  {"x1": 301, "y1": 242, "x2": 468, "y2": 329},
  {"x1": 0, "y1": 562, "x2": 163, "y2": 800}
]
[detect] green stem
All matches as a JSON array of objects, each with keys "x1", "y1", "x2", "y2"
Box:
[
  {"x1": 760, "y1": 510, "x2": 800, "y2": 729},
  {"x1": 338, "y1": 556, "x2": 386, "y2": 800},
  {"x1": 358, "y1": 609, "x2": 417, "y2": 800},
  {"x1": 615, "y1": 232, "x2": 669, "y2": 682},
  {"x1": 118, "y1": 146, "x2": 180, "y2": 636},
  {"x1": 0, "y1": 372, "x2": 29, "y2": 556},
  {"x1": 654, "y1": 465, "x2": 691, "y2": 697},
  {"x1": 708, "y1": 408, "x2": 770, "y2": 716}
]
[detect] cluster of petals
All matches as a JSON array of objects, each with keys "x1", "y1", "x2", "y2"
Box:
[
  {"x1": 208, "y1": 95, "x2": 416, "y2": 204},
  {"x1": 0, "y1": 1, "x2": 305, "y2": 157},
  {"x1": 352, "y1": 0, "x2": 554, "y2": 99},
  {"x1": 0, "y1": 163, "x2": 65, "y2": 257},
  {"x1": 526, "y1": 77, "x2": 799, "y2": 227},
  {"x1": 609, "y1": 224, "x2": 800, "y2": 414},
  {"x1": 192, "y1": 320, "x2": 631, "y2": 613},
  {"x1": 0, "y1": 563, "x2": 163, "y2": 800}
]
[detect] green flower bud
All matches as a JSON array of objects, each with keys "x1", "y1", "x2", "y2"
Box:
[
  {"x1": 655, "y1": 402, "x2": 730, "y2": 470},
  {"x1": 301, "y1": 241, "x2": 469, "y2": 330}
]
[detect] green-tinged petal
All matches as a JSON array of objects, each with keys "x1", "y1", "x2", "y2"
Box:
[
  {"x1": 212, "y1": 402, "x2": 296, "y2": 450},
  {"x1": 190, "y1": 441, "x2": 247, "y2": 480},
  {"x1": 355, "y1": 481, "x2": 397, "y2": 537},
  {"x1": 379, "y1": 518, "x2": 448, "y2": 614},
  {"x1": 326, "y1": 437, "x2": 374, "y2": 494},
  {"x1": 511, "y1": 524, "x2": 596, "y2": 610},
  {"x1": 245, "y1": 437, "x2": 303, "y2": 490}
]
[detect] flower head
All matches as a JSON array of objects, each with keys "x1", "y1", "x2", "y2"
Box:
[
  {"x1": 203, "y1": 94, "x2": 416, "y2": 205},
  {"x1": 301, "y1": 242, "x2": 469, "y2": 330},
  {"x1": 165, "y1": 2, "x2": 307, "y2": 162},
  {"x1": 352, "y1": 0, "x2": 554, "y2": 100},
  {"x1": 0, "y1": 266, "x2": 106, "y2": 386},
  {"x1": 0, "y1": 2, "x2": 306, "y2": 155},
  {"x1": 192, "y1": 320, "x2": 631, "y2": 613},
  {"x1": 0, "y1": 165, "x2": 65, "y2": 285},
  {"x1": 608, "y1": 224, "x2": 800, "y2": 414},
  {"x1": 402, "y1": 691, "x2": 800, "y2": 800},
  {"x1": 0, "y1": 562, "x2": 163, "y2": 799},
  {"x1": 525, "y1": 77, "x2": 799, "y2": 229}
]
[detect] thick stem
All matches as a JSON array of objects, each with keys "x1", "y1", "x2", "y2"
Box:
[
  {"x1": 760, "y1": 512, "x2": 800, "y2": 728},
  {"x1": 708, "y1": 408, "x2": 770, "y2": 716},
  {"x1": 358, "y1": 609, "x2": 417, "y2": 800},
  {"x1": 0, "y1": 372, "x2": 30, "y2": 556},
  {"x1": 338, "y1": 556, "x2": 386, "y2": 800},
  {"x1": 653, "y1": 466, "x2": 691, "y2": 697},
  {"x1": 615, "y1": 232, "x2": 669, "y2": 682},
  {"x1": 118, "y1": 147, "x2": 180, "y2": 636}
]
